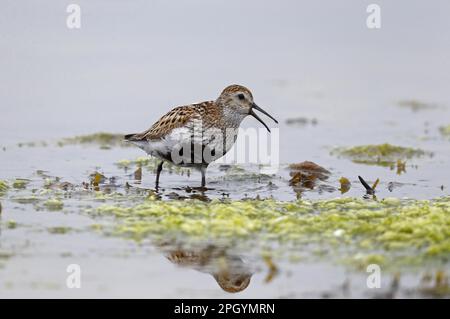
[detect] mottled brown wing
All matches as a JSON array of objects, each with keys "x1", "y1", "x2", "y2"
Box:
[
  {"x1": 124, "y1": 101, "x2": 220, "y2": 142},
  {"x1": 126, "y1": 105, "x2": 197, "y2": 141}
]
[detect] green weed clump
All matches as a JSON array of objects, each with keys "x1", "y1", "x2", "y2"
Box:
[
  {"x1": 332, "y1": 143, "x2": 427, "y2": 166},
  {"x1": 91, "y1": 196, "x2": 450, "y2": 269}
]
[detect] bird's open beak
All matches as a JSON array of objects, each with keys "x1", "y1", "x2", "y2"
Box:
[{"x1": 249, "y1": 103, "x2": 278, "y2": 133}]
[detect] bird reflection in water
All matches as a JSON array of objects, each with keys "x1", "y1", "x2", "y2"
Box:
[{"x1": 162, "y1": 244, "x2": 253, "y2": 293}]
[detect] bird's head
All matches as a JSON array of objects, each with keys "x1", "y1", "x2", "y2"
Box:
[{"x1": 217, "y1": 84, "x2": 278, "y2": 132}]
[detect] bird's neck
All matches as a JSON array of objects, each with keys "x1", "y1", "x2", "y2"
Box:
[{"x1": 216, "y1": 101, "x2": 247, "y2": 129}]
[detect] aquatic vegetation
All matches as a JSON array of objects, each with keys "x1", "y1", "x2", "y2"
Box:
[
  {"x1": 0, "y1": 180, "x2": 8, "y2": 195},
  {"x1": 12, "y1": 179, "x2": 30, "y2": 189},
  {"x1": 44, "y1": 179, "x2": 74, "y2": 191},
  {"x1": 397, "y1": 100, "x2": 437, "y2": 112},
  {"x1": 116, "y1": 157, "x2": 159, "y2": 170},
  {"x1": 134, "y1": 167, "x2": 142, "y2": 181},
  {"x1": 339, "y1": 177, "x2": 351, "y2": 194},
  {"x1": 439, "y1": 125, "x2": 450, "y2": 137},
  {"x1": 116, "y1": 159, "x2": 133, "y2": 169},
  {"x1": 418, "y1": 270, "x2": 450, "y2": 297},
  {"x1": 220, "y1": 165, "x2": 273, "y2": 183},
  {"x1": 116, "y1": 156, "x2": 190, "y2": 175},
  {"x1": 90, "y1": 172, "x2": 106, "y2": 186},
  {"x1": 44, "y1": 199, "x2": 64, "y2": 211},
  {"x1": 91, "y1": 196, "x2": 450, "y2": 269},
  {"x1": 58, "y1": 132, "x2": 130, "y2": 148},
  {"x1": 11, "y1": 196, "x2": 40, "y2": 204},
  {"x1": 47, "y1": 226, "x2": 71, "y2": 234},
  {"x1": 263, "y1": 256, "x2": 279, "y2": 283},
  {"x1": 6, "y1": 220, "x2": 17, "y2": 229},
  {"x1": 332, "y1": 143, "x2": 427, "y2": 166},
  {"x1": 16, "y1": 132, "x2": 129, "y2": 149},
  {"x1": 289, "y1": 162, "x2": 331, "y2": 196},
  {"x1": 0, "y1": 250, "x2": 14, "y2": 260},
  {"x1": 394, "y1": 160, "x2": 407, "y2": 175}
]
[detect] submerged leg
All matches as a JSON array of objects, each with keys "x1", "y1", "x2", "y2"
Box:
[
  {"x1": 200, "y1": 166, "x2": 207, "y2": 188},
  {"x1": 155, "y1": 161, "x2": 164, "y2": 189}
]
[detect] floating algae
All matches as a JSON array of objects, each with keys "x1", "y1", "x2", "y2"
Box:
[
  {"x1": 47, "y1": 226, "x2": 71, "y2": 234},
  {"x1": 12, "y1": 179, "x2": 30, "y2": 189},
  {"x1": 58, "y1": 132, "x2": 130, "y2": 149},
  {"x1": 6, "y1": 220, "x2": 17, "y2": 229},
  {"x1": 90, "y1": 172, "x2": 106, "y2": 186},
  {"x1": 394, "y1": 160, "x2": 407, "y2": 175},
  {"x1": 44, "y1": 199, "x2": 64, "y2": 211},
  {"x1": 91, "y1": 196, "x2": 450, "y2": 270},
  {"x1": 116, "y1": 159, "x2": 133, "y2": 169},
  {"x1": 332, "y1": 143, "x2": 427, "y2": 166},
  {"x1": 339, "y1": 177, "x2": 351, "y2": 194},
  {"x1": 397, "y1": 99, "x2": 437, "y2": 112},
  {"x1": 16, "y1": 133, "x2": 131, "y2": 149},
  {"x1": 0, "y1": 180, "x2": 8, "y2": 195},
  {"x1": 116, "y1": 157, "x2": 160, "y2": 170},
  {"x1": 220, "y1": 165, "x2": 274, "y2": 183},
  {"x1": 116, "y1": 156, "x2": 190, "y2": 175},
  {"x1": 418, "y1": 270, "x2": 450, "y2": 297},
  {"x1": 439, "y1": 125, "x2": 450, "y2": 137},
  {"x1": 12, "y1": 196, "x2": 40, "y2": 204}
]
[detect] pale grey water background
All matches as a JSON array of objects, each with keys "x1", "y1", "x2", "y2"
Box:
[{"x1": 0, "y1": 0, "x2": 449, "y2": 298}]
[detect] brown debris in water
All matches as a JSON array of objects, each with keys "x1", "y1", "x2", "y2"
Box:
[
  {"x1": 358, "y1": 176, "x2": 380, "y2": 196},
  {"x1": 263, "y1": 256, "x2": 279, "y2": 283},
  {"x1": 419, "y1": 270, "x2": 450, "y2": 297},
  {"x1": 134, "y1": 167, "x2": 142, "y2": 181},
  {"x1": 392, "y1": 160, "x2": 407, "y2": 175},
  {"x1": 397, "y1": 99, "x2": 437, "y2": 112},
  {"x1": 339, "y1": 177, "x2": 351, "y2": 194},
  {"x1": 289, "y1": 161, "x2": 330, "y2": 175},
  {"x1": 90, "y1": 172, "x2": 106, "y2": 186},
  {"x1": 289, "y1": 161, "x2": 330, "y2": 189}
]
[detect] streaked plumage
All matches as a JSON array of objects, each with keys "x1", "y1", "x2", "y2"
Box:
[{"x1": 125, "y1": 84, "x2": 278, "y2": 188}]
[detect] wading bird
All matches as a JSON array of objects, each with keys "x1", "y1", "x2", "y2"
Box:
[{"x1": 125, "y1": 85, "x2": 278, "y2": 188}]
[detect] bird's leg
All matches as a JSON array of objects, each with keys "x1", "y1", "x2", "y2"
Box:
[
  {"x1": 200, "y1": 165, "x2": 207, "y2": 188},
  {"x1": 155, "y1": 161, "x2": 164, "y2": 189}
]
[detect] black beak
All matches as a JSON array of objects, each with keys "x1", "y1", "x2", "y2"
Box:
[{"x1": 249, "y1": 103, "x2": 278, "y2": 133}]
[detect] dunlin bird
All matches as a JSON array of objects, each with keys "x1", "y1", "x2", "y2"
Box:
[{"x1": 125, "y1": 84, "x2": 278, "y2": 188}]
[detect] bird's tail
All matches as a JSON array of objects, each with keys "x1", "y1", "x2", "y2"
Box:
[
  {"x1": 124, "y1": 133, "x2": 153, "y2": 154},
  {"x1": 124, "y1": 133, "x2": 139, "y2": 142}
]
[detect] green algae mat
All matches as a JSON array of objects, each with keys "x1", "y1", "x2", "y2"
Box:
[{"x1": 94, "y1": 197, "x2": 450, "y2": 269}]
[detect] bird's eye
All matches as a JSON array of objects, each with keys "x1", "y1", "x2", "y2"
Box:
[{"x1": 237, "y1": 94, "x2": 245, "y2": 100}]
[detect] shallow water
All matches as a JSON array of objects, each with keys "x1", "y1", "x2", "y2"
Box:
[{"x1": 1, "y1": 0, "x2": 450, "y2": 298}]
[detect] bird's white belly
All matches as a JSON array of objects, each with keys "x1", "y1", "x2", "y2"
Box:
[{"x1": 132, "y1": 125, "x2": 239, "y2": 165}]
